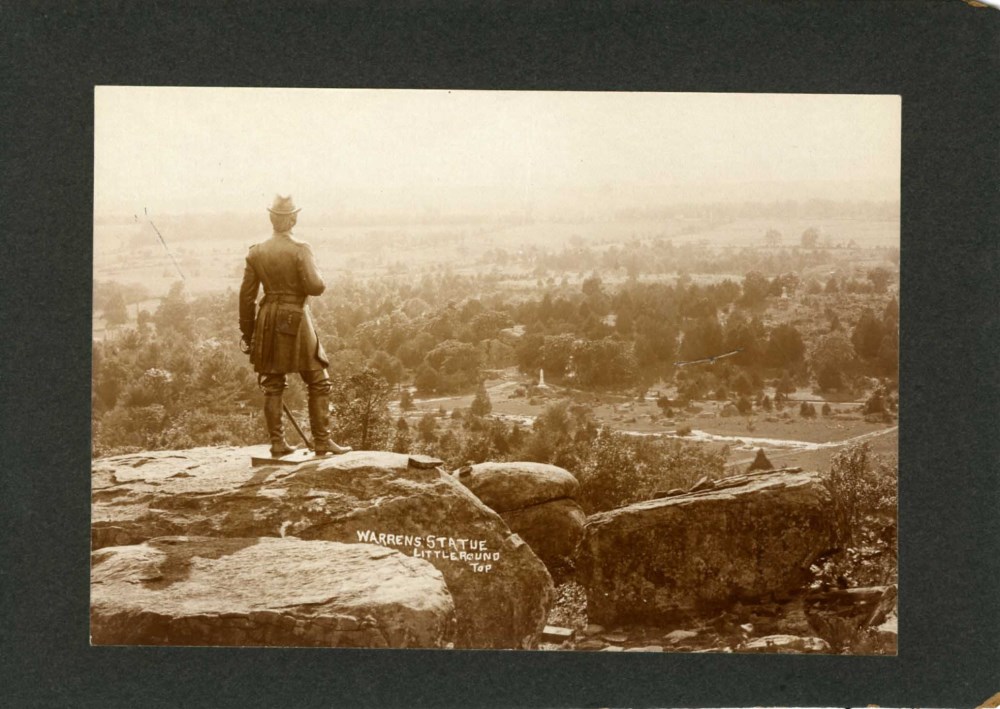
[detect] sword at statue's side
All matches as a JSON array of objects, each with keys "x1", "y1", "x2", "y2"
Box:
[{"x1": 282, "y1": 403, "x2": 314, "y2": 451}]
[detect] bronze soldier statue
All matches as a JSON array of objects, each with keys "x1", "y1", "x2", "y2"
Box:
[{"x1": 239, "y1": 195, "x2": 351, "y2": 457}]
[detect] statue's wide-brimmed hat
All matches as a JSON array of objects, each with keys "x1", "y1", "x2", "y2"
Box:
[{"x1": 267, "y1": 195, "x2": 301, "y2": 215}]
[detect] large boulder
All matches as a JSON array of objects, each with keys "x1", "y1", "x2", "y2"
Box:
[
  {"x1": 91, "y1": 536, "x2": 454, "y2": 647},
  {"x1": 455, "y1": 462, "x2": 585, "y2": 573},
  {"x1": 498, "y1": 499, "x2": 586, "y2": 573},
  {"x1": 577, "y1": 468, "x2": 837, "y2": 626},
  {"x1": 455, "y1": 462, "x2": 579, "y2": 512},
  {"x1": 92, "y1": 448, "x2": 554, "y2": 649}
]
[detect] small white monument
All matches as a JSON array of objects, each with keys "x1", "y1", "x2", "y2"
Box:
[{"x1": 537, "y1": 368, "x2": 550, "y2": 390}]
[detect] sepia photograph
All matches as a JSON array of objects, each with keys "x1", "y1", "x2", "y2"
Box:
[{"x1": 91, "y1": 87, "x2": 900, "y2": 654}]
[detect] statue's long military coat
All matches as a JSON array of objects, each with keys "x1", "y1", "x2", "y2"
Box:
[{"x1": 238, "y1": 233, "x2": 330, "y2": 374}]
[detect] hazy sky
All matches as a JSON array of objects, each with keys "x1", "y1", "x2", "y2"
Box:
[{"x1": 94, "y1": 88, "x2": 900, "y2": 217}]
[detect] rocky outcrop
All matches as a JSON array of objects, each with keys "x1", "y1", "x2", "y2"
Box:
[
  {"x1": 92, "y1": 448, "x2": 554, "y2": 649},
  {"x1": 539, "y1": 577, "x2": 897, "y2": 654},
  {"x1": 804, "y1": 584, "x2": 897, "y2": 654},
  {"x1": 576, "y1": 468, "x2": 837, "y2": 626},
  {"x1": 91, "y1": 536, "x2": 454, "y2": 647},
  {"x1": 454, "y1": 462, "x2": 579, "y2": 512},
  {"x1": 454, "y1": 462, "x2": 585, "y2": 574},
  {"x1": 499, "y1": 499, "x2": 586, "y2": 574},
  {"x1": 871, "y1": 585, "x2": 898, "y2": 647}
]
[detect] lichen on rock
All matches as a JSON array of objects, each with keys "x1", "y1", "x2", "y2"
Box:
[
  {"x1": 576, "y1": 468, "x2": 837, "y2": 626},
  {"x1": 91, "y1": 536, "x2": 455, "y2": 648}
]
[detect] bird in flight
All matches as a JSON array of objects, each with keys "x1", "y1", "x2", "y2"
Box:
[{"x1": 674, "y1": 348, "x2": 743, "y2": 368}]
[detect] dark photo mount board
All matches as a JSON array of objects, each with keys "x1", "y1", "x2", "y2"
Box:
[{"x1": 1, "y1": 2, "x2": 997, "y2": 707}]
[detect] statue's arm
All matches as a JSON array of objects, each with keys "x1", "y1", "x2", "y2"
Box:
[
  {"x1": 238, "y1": 248, "x2": 260, "y2": 340},
  {"x1": 297, "y1": 242, "x2": 327, "y2": 296}
]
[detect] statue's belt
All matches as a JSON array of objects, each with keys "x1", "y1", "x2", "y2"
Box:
[{"x1": 261, "y1": 293, "x2": 306, "y2": 306}]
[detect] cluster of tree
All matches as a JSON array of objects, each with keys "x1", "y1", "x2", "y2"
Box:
[
  {"x1": 94, "y1": 259, "x2": 897, "y2": 455},
  {"x1": 324, "y1": 270, "x2": 743, "y2": 396},
  {"x1": 94, "y1": 281, "x2": 150, "y2": 327},
  {"x1": 812, "y1": 297, "x2": 898, "y2": 390},
  {"x1": 92, "y1": 327, "x2": 262, "y2": 455}
]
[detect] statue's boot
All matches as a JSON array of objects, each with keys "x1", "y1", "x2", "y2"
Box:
[
  {"x1": 309, "y1": 392, "x2": 352, "y2": 455},
  {"x1": 264, "y1": 394, "x2": 297, "y2": 457}
]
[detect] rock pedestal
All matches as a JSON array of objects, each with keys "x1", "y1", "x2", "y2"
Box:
[
  {"x1": 91, "y1": 536, "x2": 455, "y2": 647},
  {"x1": 577, "y1": 469, "x2": 837, "y2": 626},
  {"x1": 92, "y1": 448, "x2": 554, "y2": 649}
]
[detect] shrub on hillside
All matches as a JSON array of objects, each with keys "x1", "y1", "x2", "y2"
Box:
[
  {"x1": 863, "y1": 383, "x2": 888, "y2": 415},
  {"x1": 417, "y1": 413, "x2": 438, "y2": 442},
  {"x1": 817, "y1": 364, "x2": 844, "y2": 392},
  {"x1": 732, "y1": 373, "x2": 753, "y2": 396},
  {"x1": 775, "y1": 373, "x2": 795, "y2": 395},
  {"x1": 330, "y1": 368, "x2": 392, "y2": 451},
  {"x1": 575, "y1": 429, "x2": 727, "y2": 513},
  {"x1": 391, "y1": 417, "x2": 412, "y2": 454},
  {"x1": 825, "y1": 442, "x2": 897, "y2": 549},
  {"x1": 817, "y1": 442, "x2": 898, "y2": 589},
  {"x1": 747, "y1": 448, "x2": 773, "y2": 472},
  {"x1": 470, "y1": 381, "x2": 492, "y2": 417}
]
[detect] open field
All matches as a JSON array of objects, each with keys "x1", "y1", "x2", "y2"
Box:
[
  {"x1": 398, "y1": 370, "x2": 896, "y2": 476},
  {"x1": 724, "y1": 427, "x2": 898, "y2": 473},
  {"x1": 406, "y1": 372, "x2": 889, "y2": 437},
  {"x1": 691, "y1": 218, "x2": 899, "y2": 249}
]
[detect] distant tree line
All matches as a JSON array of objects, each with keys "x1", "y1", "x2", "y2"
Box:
[{"x1": 481, "y1": 237, "x2": 899, "y2": 282}]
